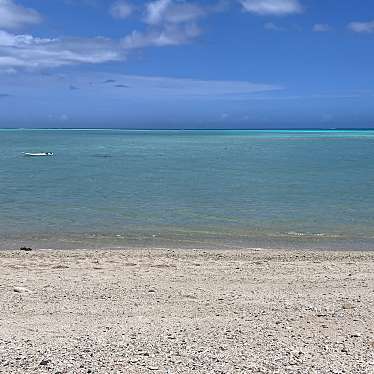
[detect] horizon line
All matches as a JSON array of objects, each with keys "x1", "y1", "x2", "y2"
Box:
[{"x1": 1, "y1": 127, "x2": 374, "y2": 131}]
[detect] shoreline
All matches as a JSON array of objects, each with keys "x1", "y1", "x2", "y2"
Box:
[
  {"x1": 2, "y1": 246, "x2": 374, "y2": 253},
  {"x1": 1, "y1": 248, "x2": 373, "y2": 373},
  {"x1": 2, "y1": 234, "x2": 374, "y2": 252}
]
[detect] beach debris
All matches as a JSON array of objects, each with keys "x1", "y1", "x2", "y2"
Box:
[
  {"x1": 137, "y1": 351, "x2": 149, "y2": 356},
  {"x1": 13, "y1": 286, "x2": 32, "y2": 293},
  {"x1": 39, "y1": 359, "x2": 50, "y2": 366},
  {"x1": 150, "y1": 264, "x2": 176, "y2": 269},
  {"x1": 124, "y1": 262, "x2": 137, "y2": 267},
  {"x1": 20, "y1": 247, "x2": 32, "y2": 252},
  {"x1": 52, "y1": 264, "x2": 70, "y2": 269},
  {"x1": 342, "y1": 303, "x2": 355, "y2": 310}
]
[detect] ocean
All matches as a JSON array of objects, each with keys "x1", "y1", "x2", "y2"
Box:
[{"x1": 1, "y1": 129, "x2": 374, "y2": 250}]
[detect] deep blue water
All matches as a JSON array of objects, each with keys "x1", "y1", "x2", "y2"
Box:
[{"x1": 1, "y1": 129, "x2": 374, "y2": 249}]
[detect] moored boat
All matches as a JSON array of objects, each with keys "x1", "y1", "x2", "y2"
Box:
[{"x1": 23, "y1": 152, "x2": 54, "y2": 157}]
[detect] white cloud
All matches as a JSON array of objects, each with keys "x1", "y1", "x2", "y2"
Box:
[
  {"x1": 121, "y1": 0, "x2": 213, "y2": 49},
  {"x1": 144, "y1": 0, "x2": 205, "y2": 25},
  {"x1": 348, "y1": 21, "x2": 374, "y2": 33},
  {"x1": 264, "y1": 22, "x2": 284, "y2": 31},
  {"x1": 240, "y1": 0, "x2": 302, "y2": 16},
  {"x1": 313, "y1": 23, "x2": 331, "y2": 32},
  {"x1": 110, "y1": 1, "x2": 133, "y2": 19},
  {"x1": 0, "y1": 0, "x2": 41, "y2": 29},
  {"x1": 121, "y1": 23, "x2": 200, "y2": 48},
  {"x1": 0, "y1": 30, "x2": 124, "y2": 69},
  {"x1": 107, "y1": 74, "x2": 283, "y2": 96},
  {"x1": 145, "y1": 0, "x2": 171, "y2": 24}
]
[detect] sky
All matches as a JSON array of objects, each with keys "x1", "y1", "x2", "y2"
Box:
[{"x1": 0, "y1": 0, "x2": 373, "y2": 129}]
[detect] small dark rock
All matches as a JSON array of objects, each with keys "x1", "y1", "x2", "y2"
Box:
[
  {"x1": 39, "y1": 359, "x2": 50, "y2": 366},
  {"x1": 52, "y1": 265, "x2": 70, "y2": 269},
  {"x1": 20, "y1": 247, "x2": 32, "y2": 252}
]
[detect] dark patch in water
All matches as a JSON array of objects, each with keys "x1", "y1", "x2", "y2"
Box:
[{"x1": 92, "y1": 154, "x2": 112, "y2": 158}]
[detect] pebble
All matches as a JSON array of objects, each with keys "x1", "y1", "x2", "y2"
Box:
[
  {"x1": 342, "y1": 303, "x2": 355, "y2": 310},
  {"x1": 13, "y1": 286, "x2": 32, "y2": 293}
]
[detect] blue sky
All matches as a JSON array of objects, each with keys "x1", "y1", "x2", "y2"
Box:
[{"x1": 0, "y1": 0, "x2": 373, "y2": 128}]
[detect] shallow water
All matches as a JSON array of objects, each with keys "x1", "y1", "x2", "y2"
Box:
[{"x1": 1, "y1": 129, "x2": 374, "y2": 249}]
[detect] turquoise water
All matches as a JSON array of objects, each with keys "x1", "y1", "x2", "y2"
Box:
[{"x1": 1, "y1": 129, "x2": 374, "y2": 250}]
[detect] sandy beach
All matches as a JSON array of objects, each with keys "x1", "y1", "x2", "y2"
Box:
[{"x1": 0, "y1": 248, "x2": 373, "y2": 373}]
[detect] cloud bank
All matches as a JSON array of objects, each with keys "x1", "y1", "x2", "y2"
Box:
[
  {"x1": 2, "y1": 71, "x2": 283, "y2": 98},
  {"x1": 0, "y1": 30, "x2": 124, "y2": 69},
  {"x1": 0, "y1": 0, "x2": 228, "y2": 70},
  {"x1": 0, "y1": 0, "x2": 41, "y2": 29},
  {"x1": 240, "y1": 0, "x2": 302, "y2": 16},
  {"x1": 115, "y1": 74, "x2": 283, "y2": 96}
]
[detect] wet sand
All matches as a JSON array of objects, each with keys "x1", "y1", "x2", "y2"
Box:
[{"x1": 0, "y1": 248, "x2": 373, "y2": 373}]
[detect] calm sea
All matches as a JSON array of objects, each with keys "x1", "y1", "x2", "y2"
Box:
[{"x1": 1, "y1": 129, "x2": 374, "y2": 250}]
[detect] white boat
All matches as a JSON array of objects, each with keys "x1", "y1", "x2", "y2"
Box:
[{"x1": 23, "y1": 152, "x2": 54, "y2": 157}]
